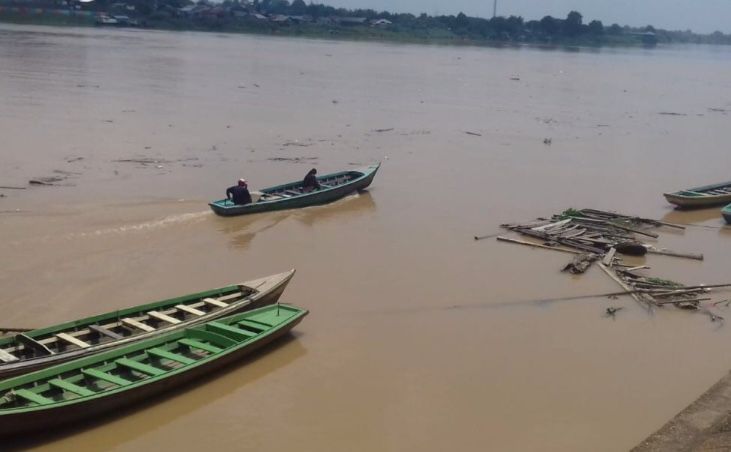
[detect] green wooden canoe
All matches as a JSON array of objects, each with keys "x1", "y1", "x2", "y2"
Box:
[
  {"x1": 0, "y1": 270, "x2": 295, "y2": 379},
  {"x1": 664, "y1": 180, "x2": 731, "y2": 208},
  {"x1": 722, "y1": 203, "x2": 731, "y2": 224},
  {"x1": 0, "y1": 304, "x2": 308, "y2": 437},
  {"x1": 209, "y1": 163, "x2": 380, "y2": 216}
]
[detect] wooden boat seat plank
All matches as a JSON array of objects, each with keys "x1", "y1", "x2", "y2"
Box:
[
  {"x1": 175, "y1": 305, "x2": 205, "y2": 316},
  {"x1": 88, "y1": 324, "x2": 123, "y2": 340},
  {"x1": 49, "y1": 378, "x2": 95, "y2": 397},
  {"x1": 179, "y1": 338, "x2": 222, "y2": 354},
  {"x1": 203, "y1": 297, "x2": 228, "y2": 308},
  {"x1": 147, "y1": 311, "x2": 182, "y2": 325},
  {"x1": 0, "y1": 348, "x2": 19, "y2": 363},
  {"x1": 16, "y1": 334, "x2": 54, "y2": 356},
  {"x1": 237, "y1": 320, "x2": 269, "y2": 331},
  {"x1": 55, "y1": 333, "x2": 91, "y2": 349},
  {"x1": 82, "y1": 368, "x2": 132, "y2": 386},
  {"x1": 115, "y1": 358, "x2": 165, "y2": 376},
  {"x1": 207, "y1": 321, "x2": 257, "y2": 339},
  {"x1": 14, "y1": 389, "x2": 53, "y2": 406},
  {"x1": 284, "y1": 190, "x2": 301, "y2": 196},
  {"x1": 121, "y1": 318, "x2": 156, "y2": 333},
  {"x1": 147, "y1": 348, "x2": 195, "y2": 365}
]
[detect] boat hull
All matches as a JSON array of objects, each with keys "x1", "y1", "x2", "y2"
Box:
[
  {"x1": 723, "y1": 204, "x2": 731, "y2": 224},
  {"x1": 209, "y1": 163, "x2": 380, "y2": 217},
  {"x1": 0, "y1": 306, "x2": 307, "y2": 437},
  {"x1": 0, "y1": 270, "x2": 295, "y2": 379},
  {"x1": 664, "y1": 180, "x2": 731, "y2": 208}
]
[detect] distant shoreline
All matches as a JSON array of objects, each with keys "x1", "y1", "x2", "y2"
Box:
[
  {"x1": 0, "y1": 15, "x2": 659, "y2": 50},
  {"x1": 0, "y1": 6, "x2": 729, "y2": 50}
]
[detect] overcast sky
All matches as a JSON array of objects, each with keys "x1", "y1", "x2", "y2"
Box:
[{"x1": 321, "y1": 0, "x2": 731, "y2": 33}]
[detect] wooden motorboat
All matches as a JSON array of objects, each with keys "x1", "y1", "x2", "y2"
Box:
[
  {"x1": 0, "y1": 304, "x2": 308, "y2": 437},
  {"x1": 209, "y1": 163, "x2": 380, "y2": 216}
]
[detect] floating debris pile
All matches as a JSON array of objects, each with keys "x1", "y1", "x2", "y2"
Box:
[{"x1": 489, "y1": 208, "x2": 729, "y2": 321}]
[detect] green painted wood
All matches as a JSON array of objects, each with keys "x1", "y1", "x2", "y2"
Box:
[
  {"x1": 207, "y1": 322, "x2": 257, "y2": 340},
  {"x1": 0, "y1": 305, "x2": 308, "y2": 428},
  {"x1": 82, "y1": 368, "x2": 132, "y2": 387},
  {"x1": 14, "y1": 389, "x2": 53, "y2": 406},
  {"x1": 147, "y1": 348, "x2": 195, "y2": 365},
  {"x1": 237, "y1": 320, "x2": 269, "y2": 331},
  {"x1": 115, "y1": 358, "x2": 165, "y2": 376},
  {"x1": 48, "y1": 379, "x2": 95, "y2": 397},
  {"x1": 178, "y1": 338, "x2": 222, "y2": 354}
]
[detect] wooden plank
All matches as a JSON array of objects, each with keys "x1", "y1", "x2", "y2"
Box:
[
  {"x1": 496, "y1": 236, "x2": 582, "y2": 255},
  {"x1": 88, "y1": 324, "x2": 123, "y2": 340},
  {"x1": 82, "y1": 368, "x2": 131, "y2": 386},
  {"x1": 203, "y1": 297, "x2": 228, "y2": 308},
  {"x1": 284, "y1": 189, "x2": 301, "y2": 196},
  {"x1": 602, "y1": 247, "x2": 617, "y2": 266},
  {"x1": 207, "y1": 321, "x2": 257, "y2": 339},
  {"x1": 0, "y1": 348, "x2": 19, "y2": 363},
  {"x1": 49, "y1": 378, "x2": 95, "y2": 397},
  {"x1": 16, "y1": 334, "x2": 54, "y2": 356},
  {"x1": 55, "y1": 332, "x2": 91, "y2": 349},
  {"x1": 121, "y1": 318, "x2": 156, "y2": 333},
  {"x1": 147, "y1": 348, "x2": 195, "y2": 365},
  {"x1": 14, "y1": 389, "x2": 53, "y2": 405},
  {"x1": 175, "y1": 304, "x2": 205, "y2": 316},
  {"x1": 115, "y1": 358, "x2": 165, "y2": 376},
  {"x1": 147, "y1": 311, "x2": 181, "y2": 324},
  {"x1": 237, "y1": 319, "x2": 269, "y2": 331},
  {"x1": 179, "y1": 338, "x2": 222, "y2": 354}
]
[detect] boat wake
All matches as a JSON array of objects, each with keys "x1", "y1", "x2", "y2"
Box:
[{"x1": 75, "y1": 211, "x2": 211, "y2": 238}]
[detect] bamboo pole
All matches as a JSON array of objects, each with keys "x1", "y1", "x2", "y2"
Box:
[
  {"x1": 496, "y1": 236, "x2": 581, "y2": 254},
  {"x1": 646, "y1": 248, "x2": 704, "y2": 261},
  {"x1": 597, "y1": 262, "x2": 652, "y2": 309}
]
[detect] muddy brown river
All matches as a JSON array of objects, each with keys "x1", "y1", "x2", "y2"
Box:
[{"x1": 2, "y1": 23, "x2": 731, "y2": 451}]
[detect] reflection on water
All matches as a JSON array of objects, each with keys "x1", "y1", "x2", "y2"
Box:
[
  {"x1": 214, "y1": 192, "x2": 377, "y2": 249},
  {"x1": 4, "y1": 336, "x2": 306, "y2": 451}
]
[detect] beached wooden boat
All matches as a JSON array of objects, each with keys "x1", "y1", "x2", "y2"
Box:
[
  {"x1": 664, "y1": 181, "x2": 731, "y2": 208},
  {"x1": 0, "y1": 270, "x2": 295, "y2": 379},
  {"x1": 0, "y1": 304, "x2": 307, "y2": 437},
  {"x1": 722, "y1": 204, "x2": 731, "y2": 224},
  {"x1": 209, "y1": 163, "x2": 380, "y2": 216}
]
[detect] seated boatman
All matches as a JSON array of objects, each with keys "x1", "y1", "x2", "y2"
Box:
[
  {"x1": 226, "y1": 179, "x2": 252, "y2": 205},
  {"x1": 302, "y1": 168, "x2": 321, "y2": 193}
]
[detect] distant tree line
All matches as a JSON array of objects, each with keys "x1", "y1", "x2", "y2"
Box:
[{"x1": 3, "y1": 0, "x2": 730, "y2": 45}]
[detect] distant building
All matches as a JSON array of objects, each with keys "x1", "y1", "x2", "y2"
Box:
[{"x1": 370, "y1": 18, "x2": 392, "y2": 27}]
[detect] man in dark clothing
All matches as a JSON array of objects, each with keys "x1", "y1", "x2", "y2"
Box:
[
  {"x1": 302, "y1": 168, "x2": 320, "y2": 193},
  {"x1": 226, "y1": 179, "x2": 252, "y2": 205}
]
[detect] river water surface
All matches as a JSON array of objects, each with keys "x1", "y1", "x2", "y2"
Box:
[{"x1": 2, "y1": 23, "x2": 731, "y2": 451}]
